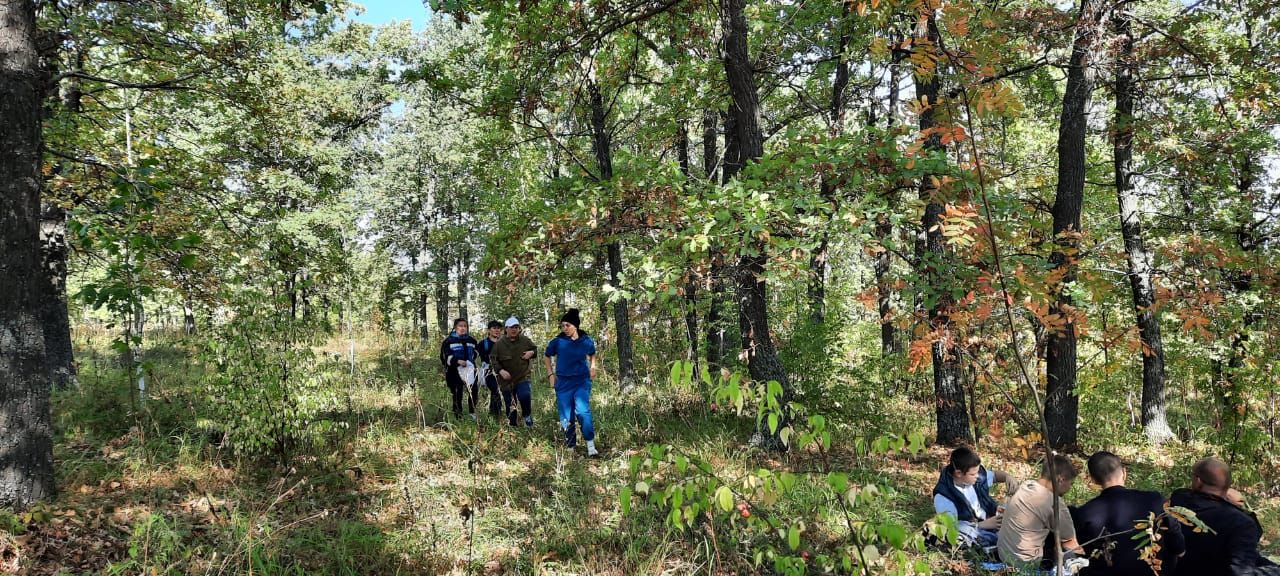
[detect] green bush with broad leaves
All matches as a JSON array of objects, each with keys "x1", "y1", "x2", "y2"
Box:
[
  {"x1": 621, "y1": 361, "x2": 954, "y2": 575},
  {"x1": 197, "y1": 291, "x2": 345, "y2": 465}
]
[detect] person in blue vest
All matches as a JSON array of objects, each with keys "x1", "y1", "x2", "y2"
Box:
[
  {"x1": 475, "y1": 320, "x2": 504, "y2": 419},
  {"x1": 543, "y1": 308, "x2": 599, "y2": 457},
  {"x1": 933, "y1": 446, "x2": 1016, "y2": 547},
  {"x1": 439, "y1": 318, "x2": 479, "y2": 420}
]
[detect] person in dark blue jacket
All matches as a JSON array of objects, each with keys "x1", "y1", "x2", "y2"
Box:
[
  {"x1": 1171, "y1": 458, "x2": 1279, "y2": 576},
  {"x1": 543, "y1": 309, "x2": 599, "y2": 456},
  {"x1": 476, "y1": 320, "x2": 504, "y2": 418},
  {"x1": 439, "y1": 318, "x2": 479, "y2": 419},
  {"x1": 1074, "y1": 451, "x2": 1184, "y2": 576},
  {"x1": 932, "y1": 446, "x2": 1014, "y2": 547}
]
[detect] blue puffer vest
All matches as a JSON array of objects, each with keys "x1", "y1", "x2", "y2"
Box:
[{"x1": 932, "y1": 465, "x2": 997, "y2": 522}]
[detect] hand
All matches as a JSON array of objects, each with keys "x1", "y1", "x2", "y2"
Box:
[
  {"x1": 522, "y1": 351, "x2": 535, "y2": 360},
  {"x1": 499, "y1": 369, "x2": 511, "y2": 380},
  {"x1": 589, "y1": 366, "x2": 597, "y2": 379},
  {"x1": 549, "y1": 374, "x2": 557, "y2": 389},
  {"x1": 976, "y1": 515, "x2": 1002, "y2": 530},
  {"x1": 458, "y1": 359, "x2": 468, "y2": 367}
]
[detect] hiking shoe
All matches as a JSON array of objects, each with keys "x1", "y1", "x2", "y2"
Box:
[
  {"x1": 587, "y1": 446, "x2": 600, "y2": 458},
  {"x1": 524, "y1": 416, "x2": 534, "y2": 427}
]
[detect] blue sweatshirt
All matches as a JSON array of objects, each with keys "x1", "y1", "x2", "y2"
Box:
[{"x1": 545, "y1": 332, "x2": 596, "y2": 379}]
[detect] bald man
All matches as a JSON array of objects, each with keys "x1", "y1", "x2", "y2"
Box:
[{"x1": 1170, "y1": 458, "x2": 1279, "y2": 576}]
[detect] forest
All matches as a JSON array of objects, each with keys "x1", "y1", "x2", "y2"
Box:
[{"x1": 1, "y1": 0, "x2": 1278, "y2": 574}]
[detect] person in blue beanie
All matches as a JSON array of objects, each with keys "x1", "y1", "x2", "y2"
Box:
[
  {"x1": 439, "y1": 318, "x2": 479, "y2": 420},
  {"x1": 543, "y1": 308, "x2": 599, "y2": 456},
  {"x1": 476, "y1": 320, "x2": 504, "y2": 418}
]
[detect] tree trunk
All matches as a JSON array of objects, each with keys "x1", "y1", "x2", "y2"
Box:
[
  {"x1": 183, "y1": 297, "x2": 196, "y2": 336},
  {"x1": 915, "y1": 14, "x2": 971, "y2": 446},
  {"x1": 0, "y1": 0, "x2": 56, "y2": 508},
  {"x1": 588, "y1": 79, "x2": 636, "y2": 388},
  {"x1": 435, "y1": 256, "x2": 450, "y2": 333},
  {"x1": 606, "y1": 241, "x2": 635, "y2": 387},
  {"x1": 1045, "y1": 0, "x2": 1102, "y2": 451},
  {"x1": 877, "y1": 45, "x2": 903, "y2": 357},
  {"x1": 807, "y1": 4, "x2": 852, "y2": 326},
  {"x1": 720, "y1": 0, "x2": 791, "y2": 449},
  {"x1": 40, "y1": 203, "x2": 77, "y2": 389},
  {"x1": 1221, "y1": 157, "x2": 1261, "y2": 433},
  {"x1": 1113, "y1": 10, "x2": 1173, "y2": 444},
  {"x1": 677, "y1": 120, "x2": 701, "y2": 382},
  {"x1": 417, "y1": 291, "x2": 428, "y2": 341},
  {"x1": 703, "y1": 111, "x2": 725, "y2": 374},
  {"x1": 456, "y1": 253, "x2": 469, "y2": 320}
]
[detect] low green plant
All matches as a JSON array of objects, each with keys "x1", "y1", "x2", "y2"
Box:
[{"x1": 622, "y1": 361, "x2": 948, "y2": 575}]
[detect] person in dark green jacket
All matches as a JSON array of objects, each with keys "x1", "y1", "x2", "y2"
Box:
[{"x1": 492, "y1": 316, "x2": 537, "y2": 426}]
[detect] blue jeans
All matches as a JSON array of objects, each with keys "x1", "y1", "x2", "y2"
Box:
[
  {"x1": 501, "y1": 380, "x2": 532, "y2": 425},
  {"x1": 555, "y1": 377, "x2": 594, "y2": 445}
]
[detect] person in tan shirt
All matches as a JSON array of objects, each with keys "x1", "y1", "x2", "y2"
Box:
[{"x1": 997, "y1": 453, "x2": 1084, "y2": 570}]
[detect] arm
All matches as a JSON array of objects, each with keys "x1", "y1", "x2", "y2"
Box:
[
  {"x1": 439, "y1": 339, "x2": 452, "y2": 368},
  {"x1": 1226, "y1": 517, "x2": 1266, "y2": 576},
  {"x1": 933, "y1": 494, "x2": 959, "y2": 517},
  {"x1": 544, "y1": 355, "x2": 556, "y2": 387},
  {"x1": 588, "y1": 354, "x2": 597, "y2": 379}
]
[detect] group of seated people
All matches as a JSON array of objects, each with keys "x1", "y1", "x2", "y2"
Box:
[{"x1": 932, "y1": 447, "x2": 1280, "y2": 575}]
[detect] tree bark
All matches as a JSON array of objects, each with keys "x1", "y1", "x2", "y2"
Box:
[
  {"x1": 1045, "y1": 0, "x2": 1102, "y2": 451},
  {"x1": 0, "y1": 0, "x2": 56, "y2": 508},
  {"x1": 588, "y1": 79, "x2": 636, "y2": 388},
  {"x1": 434, "y1": 255, "x2": 450, "y2": 333},
  {"x1": 1113, "y1": 10, "x2": 1173, "y2": 444},
  {"x1": 456, "y1": 252, "x2": 469, "y2": 320},
  {"x1": 807, "y1": 4, "x2": 851, "y2": 326},
  {"x1": 877, "y1": 44, "x2": 903, "y2": 357},
  {"x1": 40, "y1": 203, "x2": 77, "y2": 389},
  {"x1": 677, "y1": 120, "x2": 701, "y2": 382},
  {"x1": 703, "y1": 110, "x2": 726, "y2": 374},
  {"x1": 914, "y1": 13, "x2": 971, "y2": 446},
  {"x1": 720, "y1": 0, "x2": 792, "y2": 449}
]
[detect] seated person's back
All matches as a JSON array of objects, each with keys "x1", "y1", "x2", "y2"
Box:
[
  {"x1": 997, "y1": 453, "x2": 1083, "y2": 570},
  {"x1": 932, "y1": 446, "x2": 1013, "y2": 547},
  {"x1": 1074, "y1": 451, "x2": 1183, "y2": 576},
  {"x1": 1171, "y1": 458, "x2": 1278, "y2": 576}
]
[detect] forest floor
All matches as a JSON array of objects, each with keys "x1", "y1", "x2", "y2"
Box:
[{"x1": 3, "y1": 331, "x2": 1278, "y2": 575}]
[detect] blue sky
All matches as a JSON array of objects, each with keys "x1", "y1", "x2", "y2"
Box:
[{"x1": 348, "y1": 0, "x2": 431, "y2": 29}]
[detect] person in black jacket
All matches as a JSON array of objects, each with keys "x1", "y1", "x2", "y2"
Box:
[
  {"x1": 1074, "y1": 451, "x2": 1184, "y2": 575},
  {"x1": 475, "y1": 320, "x2": 504, "y2": 418},
  {"x1": 439, "y1": 318, "x2": 479, "y2": 419},
  {"x1": 1171, "y1": 458, "x2": 1279, "y2": 576}
]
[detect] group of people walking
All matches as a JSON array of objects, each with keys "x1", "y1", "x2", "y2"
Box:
[
  {"x1": 437, "y1": 308, "x2": 601, "y2": 457},
  {"x1": 933, "y1": 447, "x2": 1279, "y2": 575}
]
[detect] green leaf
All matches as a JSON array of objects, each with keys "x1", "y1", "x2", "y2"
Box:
[
  {"x1": 716, "y1": 486, "x2": 734, "y2": 512},
  {"x1": 179, "y1": 253, "x2": 198, "y2": 268},
  {"x1": 787, "y1": 526, "x2": 801, "y2": 550},
  {"x1": 827, "y1": 472, "x2": 849, "y2": 493},
  {"x1": 619, "y1": 487, "x2": 632, "y2": 516}
]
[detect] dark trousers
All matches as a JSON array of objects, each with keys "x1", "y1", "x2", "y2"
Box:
[
  {"x1": 483, "y1": 373, "x2": 501, "y2": 416},
  {"x1": 446, "y1": 370, "x2": 476, "y2": 416}
]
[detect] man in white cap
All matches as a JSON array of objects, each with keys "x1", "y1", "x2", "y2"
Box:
[{"x1": 492, "y1": 316, "x2": 538, "y2": 427}]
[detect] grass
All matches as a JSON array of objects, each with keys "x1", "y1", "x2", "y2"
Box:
[{"x1": 3, "y1": 327, "x2": 1277, "y2": 575}]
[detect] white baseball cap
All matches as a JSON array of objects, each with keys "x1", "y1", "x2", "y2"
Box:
[{"x1": 504, "y1": 316, "x2": 521, "y2": 327}]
